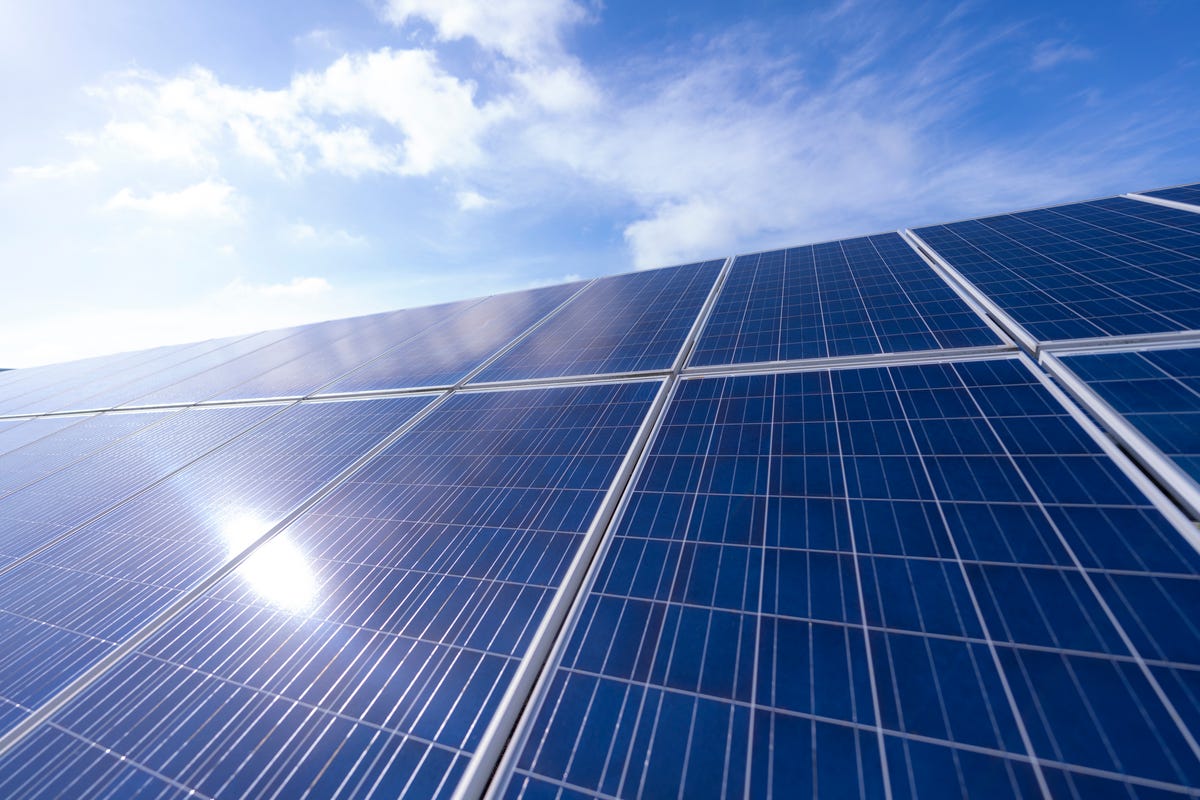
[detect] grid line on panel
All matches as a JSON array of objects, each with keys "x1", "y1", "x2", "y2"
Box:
[
  {"x1": 878, "y1": 364, "x2": 1052, "y2": 797},
  {"x1": 960, "y1": 358, "x2": 1200, "y2": 766},
  {"x1": 0, "y1": 390, "x2": 453, "y2": 759}
]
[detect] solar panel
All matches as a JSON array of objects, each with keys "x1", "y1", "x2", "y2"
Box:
[
  {"x1": 1058, "y1": 345, "x2": 1200, "y2": 483},
  {"x1": 913, "y1": 196, "x2": 1200, "y2": 342},
  {"x1": 690, "y1": 233, "x2": 1002, "y2": 367},
  {"x1": 317, "y1": 282, "x2": 585, "y2": 395},
  {"x1": 498, "y1": 358, "x2": 1200, "y2": 798},
  {"x1": 0, "y1": 381, "x2": 659, "y2": 798},
  {"x1": 0, "y1": 395, "x2": 436, "y2": 725},
  {"x1": 1144, "y1": 183, "x2": 1200, "y2": 207},
  {"x1": 473, "y1": 261, "x2": 723, "y2": 383},
  {"x1": 123, "y1": 299, "x2": 483, "y2": 407}
]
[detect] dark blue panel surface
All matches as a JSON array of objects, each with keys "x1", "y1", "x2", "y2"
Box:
[
  {"x1": 914, "y1": 197, "x2": 1200, "y2": 342},
  {"x1": 0, "y1": 382, "x2": 659, "y2": 799},
  {"x1": 503, "y1": 359, "x2": 1200, "y2": 798},
  {"x1": 124, "y1": 298, "x2": 482, "y2": 406},
  {"x1": 474, "y1": 261, "x2": 723, "y2": 382},
  {"x1": 691, "y1": 233, "x2": 1000, "y2": 367},
  {"x1": 1144, "y1": 183, "x2": 1200, "y2": 207},
  {"x1": 0, "y1": 395, "x2": 434, "y2": 718},
  {"x1": 1061, "y1": 346, "x2": 1200, "y2": 487},
  {"x1": 318, "y1": 281, "x2": 583, "y2": 394}
]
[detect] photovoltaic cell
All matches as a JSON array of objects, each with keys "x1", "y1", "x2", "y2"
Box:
[
  {"x1": 1144, "y1": 183, "x2": 1200, "y2": 207},
  {"x1": 914, "y1": 196, "x2": 1200, "y2": 342},
  {"x1": 0, "y1": 395, "x2": 435, "y2": 730},
  {"x1": 690, "y1": 233, "x2": 1001, "y2": 367},
  {"x1": 1059, "y1": 345, "x2": 1200, "y2": 485},
  {"x1": 501, "y1": 358, "x2": 1200, "y2": 798},
  {"x1": 123, "y1": 299, "x2": 482, "y2": 407},
  {"x1": 317, "y1": 281, "x2": 585, "y2": 395},
  {"x1": 474, "y1": 261, "x2": 723, "y2": 382},
  {"x1": 0, "y1": 381, "x2": 659, "y2": 799}
]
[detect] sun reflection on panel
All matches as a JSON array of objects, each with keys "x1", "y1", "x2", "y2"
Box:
[{"x1": 220, "y1": 512, "x2": 318, "y2": 612}]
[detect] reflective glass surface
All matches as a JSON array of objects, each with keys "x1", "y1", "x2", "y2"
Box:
[
  {"x1": 691, "y1": 233, "x2": 1000, "y2": 367},
  {"x1": 475, "y1": 261, "x2": 723, "y2": 382},
  {"x1": 503, "y1": 358, "x2": 1200, "y2": 798},
  {"x1": 0, "y1": 382, "x2": 658, "y2": 799},
  {"x1": 915, "y1": 197, "x2": 1200, "y2": 342}
]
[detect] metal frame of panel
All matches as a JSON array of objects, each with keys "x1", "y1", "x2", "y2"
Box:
[
  {"x1": 1042, "y1": 344, "x2": 1200, "y2": 527},
  {"x1": 1127, "y1": 192, "x2": 1200, "y2": 216}
]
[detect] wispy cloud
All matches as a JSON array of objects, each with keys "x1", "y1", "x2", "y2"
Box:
[
  {"x1": 9, "y1": 158, "x2": 99, "y2": 180},
  {"x1": 1031, "y1": 39, "x2": 1095, "y2": 71},
  {"x1": 287, "y1": 222, "x2": 367, "y2": 247},
  {"x1": 104, "y1": 179, "x2": 239, "y2": 220}
]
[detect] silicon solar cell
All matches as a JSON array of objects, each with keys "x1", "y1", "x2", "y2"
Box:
[
  {"x1": 0, "y1": 381, "x2": 659, "y2": 799},
  {"x1": 1144, "y1": 183, "x2": 1200, "y2": 207},
  {"x1": 1059, "y1": 345, "x2": 1200, "y2": 484},
  {"x1": 473, "y1": 261, "x2": 723, "y2": 382},
  {"x1": 0, "y1": 395, "x2": 435, "y2": 729},
  {"x1": 690, "y1": 233, "x2": 1002, "y2": 367},
  {"x1": 317, "y1": 281, "x2": 585, "y2": 395},
  {"x1": 124, "y1": 298, "x2": 482, "y2": 406},
  {"x1": 499, "y1": 358, "x2": 1200, "y2": 798},
  {"x1": 914, "y1": 197, "x2": 1200, "y2": 342}
]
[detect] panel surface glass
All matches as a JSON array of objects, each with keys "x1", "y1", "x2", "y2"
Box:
[
  {"x1": 914, "y1": 196, "x2": 1200, "y2": 341},
  {"x1": 125, "y1": 299, "x2": 482, "y2": 406},
  {"x1": 0, "y1": 381, "x2": 659, "y2": 799},
  {"x1": 502, "y1": 358, "x2": 1200, "y2": 798},
  {"x1": 0, "y1": 395, "x2": 434, "y2": 727},
  {"x1": 317, "y1": 281, "x2": 583, "y2": 394},
  {"x1": 1060, "y1": 345, "x2": 1200, "y2": 485},
  {"x1": 691, "y1": 233, "x2": 1001, "y2": 367},
  {"x1": 1145, "y1": 183, "x2": 1200, "y2": 206},
  {"x1": 474, "y1": 261, "x2": 723, "y2": 382}
]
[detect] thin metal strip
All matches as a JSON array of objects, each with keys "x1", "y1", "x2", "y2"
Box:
[
  {"x1": 1039, "y1": 329, "x2": 1200, "y2": 356},
  {"x1": 1125, "y1": 193, "x2": 1200, "y2": 216},
  {"x1": 1040, "y1": 351, "x2": 1200, "y2": 527},
  {"x1": 451, "y1": 376, "x2": 671, "y2": 800},
  {"x1": 682, "y1": 343, "x2": 1017, "y2": 379},
  {"x1": 902, "y1": 229, "x2": 1041, "y2": 354}
]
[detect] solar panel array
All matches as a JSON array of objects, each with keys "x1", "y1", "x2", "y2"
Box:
[
  {"x1": 0, "y1": 184, "x2": 1198, "y2": 798},
  {"x1": 1144, "y1": 183, "x2": 1200, "y2": 207}
]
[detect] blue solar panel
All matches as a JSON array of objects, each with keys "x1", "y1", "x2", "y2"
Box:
[
  {"x1": 914, "y1": 197, "x2": 1200, "y2": 342},
  {"x1": 0, "y1": 410, "x2": 193, "y2": 498},
  {"x1": 1059, "y1": 346, "x2": 1200, "y2": 485},
  {"x1": 1144, "y1": 183, "x2": 1200, "y2": 207},
  {"x1": 474, "y1": 261, "x2": 723, "y2": 382},
  {"x1": 318, "y1": 282, "x2": 584, "y2": 395},
  {"x1": 499, "y1": 358, "x2": 1200, "y2": 798},
  {"x1": 690, "y1": 233, "x2": 1001, "y2": 367},
  {"x1": 0, "y1": 395, "x2": 435, "y2": 723},
  {"x1": 123, "y1": 299, "x2": 483, "y2": 407},
  {"x1": 0, "y1": 381, "x2": 659, "y2": 799}
]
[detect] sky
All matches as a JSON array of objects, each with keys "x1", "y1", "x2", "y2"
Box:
[{"x1": 1, "y1": 0, "x2": 1198, "y2": 368}]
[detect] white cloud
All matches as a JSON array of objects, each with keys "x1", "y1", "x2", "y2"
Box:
[
  {"x1": 9, "y1": 158, "x2": 99, "y2": 180},
  {"x1": 287, "y1": 222, "x2": 367, "y2": 246},
  {"x1": 86, "y1": 48, "x2": 506, "y2": 179},
  {"x1": 222, "y1": 276, "x2": 332, "y2": 299},
  {"x1": 456, "y1": 190, "x2": 494, "y2": 210},
  {"x1": 1031, "y1": 40, "x2": 1095, "y2": 71},
  {"x1": 381, "y1": 0, "x2": 588, "y2": 62},
  {"x1": 104, "y1": 179, "x2": 239, "y2": 221}
]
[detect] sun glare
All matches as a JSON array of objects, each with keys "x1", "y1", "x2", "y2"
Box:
[{"x1": 221, "y1": 512, "x2": 318, "y2": 612}]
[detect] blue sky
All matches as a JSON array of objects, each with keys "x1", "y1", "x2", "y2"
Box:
[{"x1": 1, "y1": 0, "x2": 1197, "y2": 367}]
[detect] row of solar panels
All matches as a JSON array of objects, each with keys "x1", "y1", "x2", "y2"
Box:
[
  {"x1": 2, "y1": 188, "x2": 1200, "y2": 420},
  {"x1": 0, "y1": 182, "x2": 1197, "y2": 798}
]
